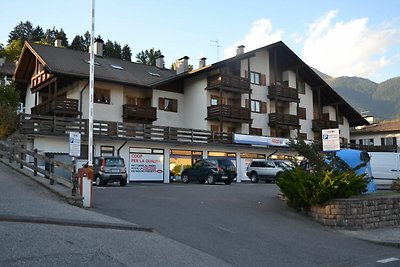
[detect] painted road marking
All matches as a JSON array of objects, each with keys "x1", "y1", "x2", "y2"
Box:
[{"x1": 376, "y1": 257, "x2": 400, "y2": 264}]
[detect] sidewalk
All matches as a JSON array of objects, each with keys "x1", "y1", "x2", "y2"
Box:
[{"x1": 0, "y1": 159, "x2": 230, "y2": 266}]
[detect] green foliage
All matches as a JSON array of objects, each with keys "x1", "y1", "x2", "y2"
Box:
[
  {"x1": 276, "y1": 139, "x2": 367, "y2": 211},
  {"x1": 0, "y1": 82, "x2": 20, "y2": 138},
  {"x1": 3, "y1": 39, "x2": 23, "y2": 62},
  {"x1": 391, "y1": 178, "x2": 400, "y2": 192},
  {"x1": 136, "y1": 48, "x2": 162, "y2": 65}
]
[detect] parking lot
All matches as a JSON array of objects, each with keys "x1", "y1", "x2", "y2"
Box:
[{"x1": 91, "y1": 182, "x2": 399, "y2": 266}]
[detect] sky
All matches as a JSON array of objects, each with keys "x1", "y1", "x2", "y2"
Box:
[{"x1": 1, "y1": 0, "x2": 399, "y2": 83}]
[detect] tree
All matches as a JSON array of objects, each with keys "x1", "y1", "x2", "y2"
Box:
[
  {"x1": 8, "y1": 21, "x2": 34, "y2": 43},
  {"x1": 171, "y1": 62, "x2": 194, "y2": 71},
  {"x1": 82, "y1": 31, "x2": 91, "y2": 52},
  {"x1": 69, "y1": 35, "x2": 85, "y2": 51},
  {"x1": 0, "y1": 82, "x2": 20, "y2": 138},
  {"x1": 3, "y1": 39, "x2": 23, "y2": 62},
  {"x1": 121, "y1": 44, "x2": 132, "y2": 61},
  {"x1": 136, "y1": 48, "x2": 162, "y2": 65}
]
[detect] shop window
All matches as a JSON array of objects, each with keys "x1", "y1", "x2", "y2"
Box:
[
  {"x1": 100, "y1": 146, "x2": 114, "y2": 156},
  {"x1": 159, "y1": 97, "x2": 177, "y2": 112},
  {"x1": 94, "y1": 88, "x2": 110, "y2": 104}
]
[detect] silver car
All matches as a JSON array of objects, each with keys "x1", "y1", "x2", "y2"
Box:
[{"x1": 246, "y1": 160, "x2": 288, "y2": 183}]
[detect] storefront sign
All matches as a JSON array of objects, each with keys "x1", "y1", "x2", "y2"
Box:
[
  {"x1": 233, "y1": 134, "x2": 290, "y2": 147},
  {"x1": 129, "y1": 153, "x2": 164, "y2": 181}
]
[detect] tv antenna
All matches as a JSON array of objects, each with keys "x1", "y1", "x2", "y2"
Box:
[{"x1": 210, "y1": 39, "x2": 220, "y2": 61}]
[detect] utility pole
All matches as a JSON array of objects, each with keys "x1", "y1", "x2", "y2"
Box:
[{"x1": 210, "y1": 39, "x2": 220, "y2": 61}]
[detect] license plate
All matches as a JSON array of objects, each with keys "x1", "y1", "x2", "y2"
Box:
[
  {"x1": 111, "y1": 169, "x2": 119, "y2": 173},
  {"x1": 222, "y1": 175, "x2": 228, "y2": 179}
]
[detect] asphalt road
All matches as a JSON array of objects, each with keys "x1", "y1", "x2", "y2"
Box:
[{"x1": 92, "y1": 182, "x2": 400, "y2": 267}]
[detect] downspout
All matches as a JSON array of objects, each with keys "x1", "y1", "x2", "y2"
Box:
[
  {"x1": 117, "y1": 141, "x2": 127, "y2": 156},
  {"x1": 79, "y1": 81, "x2": 89, "y2": 120}
]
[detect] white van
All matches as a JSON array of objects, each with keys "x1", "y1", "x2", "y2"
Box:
[{"x1": 368, "y1": 152, "x2": 400, "y2": 189}]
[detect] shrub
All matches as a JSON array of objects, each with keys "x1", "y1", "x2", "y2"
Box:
[
  {"x1": 391, "y1": 178, "x2": 400, "y2": 191},
  {"x1": 276, "y1": 139, "x2": 367, "y2": 211}
]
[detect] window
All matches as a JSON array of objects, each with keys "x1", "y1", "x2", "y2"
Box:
[
  {"x1": 250, "y1": 128, "x2": 262, "y2": 136},
  {"x1": 227, "y1": 127, "x2": 236, "y2": 133},
  {"x1": 250, "y1": 72, "x2": 261, "y2": 85},
  {"x1": 94, "y1": 89, "x2": 110, "y2": 104},
  {"x1": 381, "y1": 137, "x2": 397, "y2": 146},
  {"x1": 100, "y1": 146, "x2": 114, "y2": 156},
  {"x1": 211, "y1": 125, "x2": 220, "y2": 132},
  {"x1": 298, "y1": 107, "x2": 306, "y2": 120},
  {"x1": 298, "y1": 78, "x2": 305, "y2": 94},
  {"x1": 251, "y1": 100, "x2": 261, "y2": 113},
  {"x1": 159, "y1": 97, "x2": 177, "y2": 112},
  {"x1": 210, "y1": 96, "x2": 219, "y2": 106},
  {"x1": 298, "y1": 133, "x2": 307, "y2": 140}
]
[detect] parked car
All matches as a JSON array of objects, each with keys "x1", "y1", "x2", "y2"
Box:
[
  {"x1": 246, "y1": 160, "x2": 285, "y2": 183},
  {"x1": 92, "y1": 156, "x2": 127, "y2": 186},
  {"x1": 180, "y1": 159, "x2": 237, "y2": 185}
]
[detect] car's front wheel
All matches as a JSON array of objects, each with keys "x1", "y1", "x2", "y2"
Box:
[
  {"x1": 120, "y1": 179, "x2": 127, "y2": 186},
  {"x1": 250, "y1": 173, "x2": 259, "y2": 183},
  {"x1": 206, "y1": 174, "x2": 215, "y2": 185},
  {"x1": 181, "y1": 174, "x2": 189, "y2": 183}
]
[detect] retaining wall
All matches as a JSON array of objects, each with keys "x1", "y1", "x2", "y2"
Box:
[{"x1": 309, "y1": 195, "x2": 400, "y2": 229}]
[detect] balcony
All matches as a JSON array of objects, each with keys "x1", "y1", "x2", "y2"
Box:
[
  {"x1": 122, "y1": 104, "x2": 157, "y2": 123},
  {"x1": 268, "y1": 113, "x2": 300, "y2": 128},
  {"x1": 268, "y1": 84, "x2": 299, "y2": 102},
  {"x1": 207, "y1": 105, "x2": 251, "y2": 123},
  {"x1": 31, "y1": 98, "x2": 80, "y2": 116},
  {"x1": 31, "y1": 70, "x2": 54, "y2": 90},
  {"x1": 312, "y1": 119, "x2": 339, "y2": 132},
  {"x1": 206, "y1": 74, "x2": 251, "y2": 94}
]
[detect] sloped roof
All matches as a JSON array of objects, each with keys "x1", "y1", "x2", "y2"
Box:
[
  {"x1": 0, "y1": 61, "x2": 16, "y2": 76},
  {"x1": 14, "y1": 42, "x2": 176, "y2": 88},
  {"x1": 351, "y1": 120, "x2": 400, "y2": 134}
]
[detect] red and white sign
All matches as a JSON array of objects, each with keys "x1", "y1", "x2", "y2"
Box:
[{"x1": 129, "y1": 153, "x2": 164, "y2": 181}]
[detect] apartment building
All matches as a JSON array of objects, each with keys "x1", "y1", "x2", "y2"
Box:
[{"x1": 13, "y1": 39, "x2": 367, "y2": 182}]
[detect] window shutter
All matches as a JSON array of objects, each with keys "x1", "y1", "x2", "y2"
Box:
[
  {"x1": 244, "y1": 70, "x2": 248, "y2": 79},
  {"x1": 172, "y1": 99, "x2": 178, "y2": 112},
  {"x1": 159, "y1": 98, "x2": 165, "y2": 110},
  {"x1": 260, "y1": 74, "x2": 266, "y2": 86},
  {"x1": 245, "y1": 99, "x2": 250, "y2": 108},
  {"x1": 261, "y1": 101, "x2": 267, "y2": 113}
]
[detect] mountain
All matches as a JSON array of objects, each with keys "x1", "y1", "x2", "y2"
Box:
[{"x1": 313, "y1": 69, "x2": 400, "y2": 120}]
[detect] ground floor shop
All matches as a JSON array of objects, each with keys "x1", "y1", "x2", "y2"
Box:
[{"x1": 31, "y1": 135, "x2": 296, "y2": 183}]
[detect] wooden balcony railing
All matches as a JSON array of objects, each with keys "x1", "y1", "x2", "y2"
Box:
[
  {"x1": 122, "y1": 104, "x2": 157, "y2": 123},
  {"x1": 312, "y1": 119, "x2": 339, "y2": 132},
  {"x1": 31, "y1": 98, "x2": 80, "y2": 116},
  {"x1": 18, "y1": 113, "x2": 232, "y2": 144},
  {"x1": 31, "y1": 71, "x2": 54, "y2": 89},
  {"x1": 269, "y1": 113, "x2": 299, "y2": 128},
  {"x1": 268, "y1": 84, "x2": 299, "y2": 102},
  {"x1": 206, "y1": 74, "x2": 251, "y2": 93},
  {"x1": 207, "y1": 105, "x2": 251, "y2": 123}
]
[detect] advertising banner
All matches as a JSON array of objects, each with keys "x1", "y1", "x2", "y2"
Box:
[
  {"x1": 129, "y1": 153, "x2": 164, "y2": 181},
  {"x1": 69, "y1": 132, "x2": 81, "y2": 157}
]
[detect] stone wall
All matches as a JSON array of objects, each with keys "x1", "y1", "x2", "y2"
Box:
[{"x1": 309, "y1": 195, "x2": 400, "y2": 229}]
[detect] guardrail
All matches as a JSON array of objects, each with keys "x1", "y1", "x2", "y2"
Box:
[{"x1": 0, "y1": 140, "x2": 78, "y2": 196}]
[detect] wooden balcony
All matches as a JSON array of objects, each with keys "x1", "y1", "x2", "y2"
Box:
[
  {"x1": 207, "y1": 105, "x2": 251, "y2": 123},
  {"x1": 206, "y1": 74, "x2": 251, "y2": 93},
  {"x1": 268, "y1": 113, "x2": 300, "y2": 128},
  {"x1": 268, "y1": 84, "x2": 299, "y2": 102},
  {"x1": 312, "y1": 119, "x2": 339, "y2": 132},
  {"x1": 31, "y1": 98, "x2": 80, "y2": 116},
  {"x1": 122, "y1": 104, "x2": 157, "y2": 123},
  {"x1": 31, "y1": 70, "x2": 54, "y2": 89}
]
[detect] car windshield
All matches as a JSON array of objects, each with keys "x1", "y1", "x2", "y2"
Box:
[
  {"x1": 105, "y1": 158, "x2": 124, "y2": 167},
  {"x1": 275, "y1": 161, "x2": 292, "y2": 169}
]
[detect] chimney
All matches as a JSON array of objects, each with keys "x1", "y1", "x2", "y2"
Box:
[
  {"x1": 54, "y1": 39, "x2": 62, "y2": 47},
  {"x1": 236, "y1": 45, "x2": 245, "y2": 56},
  {"x1": 156, "y1": 55, "x2": 165, "y2": 69},
  {"x1": 94, "y1": 38, "x2": 104, "y2": 57},
  {"x1": 199, "y1": 57, "x2": 207, "y2": 68},
  {"x1": 176, "y1": 56, "x2": 189, "y2": 74}
]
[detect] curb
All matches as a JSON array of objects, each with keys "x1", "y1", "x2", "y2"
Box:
[{"x1": 0, "y1": 215, "x2": 153, "y2": 232}]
